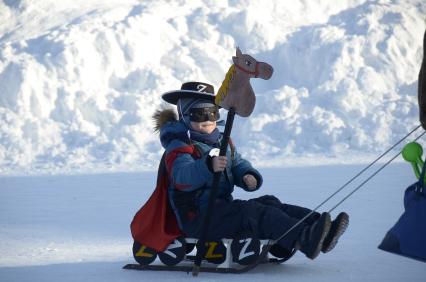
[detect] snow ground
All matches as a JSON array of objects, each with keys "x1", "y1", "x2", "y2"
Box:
[{"x1": 1, "y1": 163, "x2": 425, "y2": 281}]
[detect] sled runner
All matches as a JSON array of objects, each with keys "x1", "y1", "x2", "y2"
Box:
[{"x1": 123, "y1": 236, "x2": 296, "y2": 273}]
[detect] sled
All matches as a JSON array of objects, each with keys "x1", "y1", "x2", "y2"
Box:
[{"x1": 123, "y1": 236, "x2": 296, "y2": 274}]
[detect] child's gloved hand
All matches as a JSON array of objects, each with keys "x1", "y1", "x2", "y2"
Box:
[
  {"x1": 212, "y1": 156, "x2": 227, "y2": 172},
  {"x1": 243, "y1": 174, "x2": 257, "y2": 190}
]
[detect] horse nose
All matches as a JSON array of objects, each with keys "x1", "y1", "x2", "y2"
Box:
[
  {"x1": 265, "y1": 65, "x2": 273, "y2": 79},
  {"x1": 258, "y1": 62, "x2": 273, "y2": 79}
]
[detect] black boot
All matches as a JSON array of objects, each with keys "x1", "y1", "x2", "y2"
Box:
[
  {"x1": 297, "y1": 212, "x2": 331, "y2": 260},
  {"x1": 322, "y1": 212, "x2": 349, "y2": 253}
]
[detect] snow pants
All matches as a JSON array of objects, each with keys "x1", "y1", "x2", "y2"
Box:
[{"x1": 181, "y1": 195, "x2": 321, "y2": 250}]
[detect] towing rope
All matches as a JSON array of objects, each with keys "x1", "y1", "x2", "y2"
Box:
[
  {"x1": 273, "y1": 124, "x2": 425, "y2": 244},
  {"x1": 328, "y1": 128, "x2": 426, "y2": 212}
]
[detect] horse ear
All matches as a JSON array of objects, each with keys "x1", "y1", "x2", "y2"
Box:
[{"x1": 236, "y1": 47, "x2": 243, "y2": 57}]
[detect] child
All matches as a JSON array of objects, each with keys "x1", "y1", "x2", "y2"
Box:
[{"x1": 154, "y1": 81, "x2": 349, "y2": 260}]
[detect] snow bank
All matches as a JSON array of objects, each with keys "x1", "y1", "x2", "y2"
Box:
[{"x1": 0, "y1": 0, "x2": 425, "y2": 175}]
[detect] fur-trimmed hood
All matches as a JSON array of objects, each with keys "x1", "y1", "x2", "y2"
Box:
[
  {"x1": 153, "y1": 108, "x2": 189, "y2": 149},
  {"x1": 152, "y1": 108, "x2": 178, "y2": 132}
]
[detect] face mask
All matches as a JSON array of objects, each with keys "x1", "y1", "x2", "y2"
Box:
[{"x1": 189, "y1": 106, "x2": 220, "y2": 122}]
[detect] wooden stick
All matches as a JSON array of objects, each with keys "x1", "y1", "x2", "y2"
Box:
[{"x1": 192, "y1": 107, "x2": 236, "y2": 276}]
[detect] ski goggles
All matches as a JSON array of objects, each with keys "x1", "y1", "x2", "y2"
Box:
[{"x1": 189, "y1": 106, "x2": 220, "y2": 122}]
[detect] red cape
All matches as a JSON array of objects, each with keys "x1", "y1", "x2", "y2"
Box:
[{"x1": 130, "y1": 146, "x2": 196, "y2": 252}]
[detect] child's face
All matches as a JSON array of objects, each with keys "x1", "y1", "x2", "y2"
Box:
[{"x1": 190, "y1": 120, "x2": 217, "y2": 134}]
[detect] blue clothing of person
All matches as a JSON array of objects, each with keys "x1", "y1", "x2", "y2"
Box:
[{"x1": 160, "y1": 119, "x2": 320, "y2": 250}]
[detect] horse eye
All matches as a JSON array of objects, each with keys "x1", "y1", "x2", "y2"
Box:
[{"x1": 245, "y1": 60, "x2": 252, "y2": 66}]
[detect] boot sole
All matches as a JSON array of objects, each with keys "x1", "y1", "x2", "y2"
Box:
[
  {"x1": 307, "y1": 213, "x2": 331, "y2": 260},
  {"x1": 322, "y1": 212, "x2": 349, "y2": 253}
]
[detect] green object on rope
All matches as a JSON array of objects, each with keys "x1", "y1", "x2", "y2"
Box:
[{"x1": 402, "y1": 142, "x2": 424, "y2": 179}]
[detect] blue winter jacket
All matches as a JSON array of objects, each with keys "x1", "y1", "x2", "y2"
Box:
[{"x1": 160, "y1": 120, "x2": 263, "y2": 232}]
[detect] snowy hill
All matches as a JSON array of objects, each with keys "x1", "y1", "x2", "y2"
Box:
[{"x1": 0, "y1": 0, "x2": 425, "y2": 175}]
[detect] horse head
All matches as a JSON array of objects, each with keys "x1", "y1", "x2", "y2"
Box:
[
  {"x1": 216, "y1": 47, "x2": 274, "y2": 117},
  {"x1": 232, "y1": 47, "x2": 273, "y2": 80}
]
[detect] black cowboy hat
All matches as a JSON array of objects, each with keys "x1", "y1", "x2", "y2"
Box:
[{"x1": 162, "y1": 82, "x2": 216, "y2": 105}]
